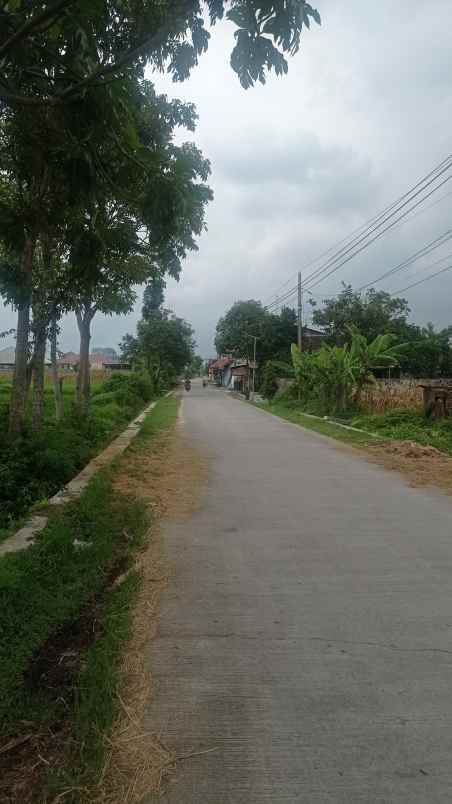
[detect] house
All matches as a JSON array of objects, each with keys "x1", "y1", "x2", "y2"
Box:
[
  {"x1": 302, "y1": 327, "x2": 325, "y2": 351},
  {"x1": 208, "y1": 356, "x2": 233, "y2": 386},
  {"x1": 57, "y1": 352, "x2": 79, "y2": 371},
  {"x1": 0, "y1": 346, "x2": 15, "y2": 372},
  {"x1": 230, "y1": 359, "x2": 255, "y2": 395},
  {"x1": 57, "y1": 351, "x2": 119, "y2": 371},
  {"x1": 90, "y1": 352, "x2": 116, "y2": 370}
]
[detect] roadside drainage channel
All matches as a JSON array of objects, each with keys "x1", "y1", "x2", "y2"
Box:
[{"x1": 0, "y1": 396, "x2": 169, "y2": 558}]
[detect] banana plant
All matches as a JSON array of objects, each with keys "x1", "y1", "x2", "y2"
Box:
[{"x1": 348, "y1": 326, "x2": 404, "y2": 402}]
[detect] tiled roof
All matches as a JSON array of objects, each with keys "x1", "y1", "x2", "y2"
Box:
[{"x1": 210, "y1": 356, "x2": 233, "y2": 370}]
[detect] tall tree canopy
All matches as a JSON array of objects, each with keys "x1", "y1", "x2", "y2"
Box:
[
  {"x1": 311, "y1": 285, "x2": 412, "y2": 345},
  {"x1": 0, "y1": 0, "x2": 321, "y2": 434},
  {"x1": 0, "y1": 0, "x2": 321, "y2": 106},
  {"x1": 121, "y1": 285, "x2": 196, "y2": 384},
  {"x1": 215, "y1": 299, "x2": 297, "y2": 365},
  {"x1": 311, "y1": 284, "x2": 452, "y2": 378}
]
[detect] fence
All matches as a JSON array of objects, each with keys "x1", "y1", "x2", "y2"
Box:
[{"x1": 361, "y1": 378, "x2": 452, "y2": 413}]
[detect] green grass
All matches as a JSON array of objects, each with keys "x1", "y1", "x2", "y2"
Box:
[
  {"x1": 0, "y1": 472, "x2": 149, "y2": 726},
  {"x1": 0, "y1": 372, "x2": 154, "y2": 541},
  {"x1": 254, "y1": 400, "x2": 383, "y2": 448},
  {"x1": 134, "y1": 392, "x2": 179, "y2": 444},
  {"x1": 256, "y1": 400, "x2": 452, "y2": 456},
  {"x1": 352, "y1": 409, "x2": 452, "y2": 455},
  {"x1": 0, "y1": 394, "x2": 179, "y2": 802}
]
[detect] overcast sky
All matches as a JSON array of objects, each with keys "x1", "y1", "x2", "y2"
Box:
[{"x1": 1, "y1": 0, "x2": 452, "y2": 357}]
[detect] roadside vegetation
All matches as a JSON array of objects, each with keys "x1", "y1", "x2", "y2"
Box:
[
  {"x1": 0, "y1": 370, "x2": 154, "y2": 541},
  {"x1": 216, "y1": 286, "x2": 452, "y2": 456},
  {"x1": 352, "y1": 409, "x2": 452, "y2": 456},
  {"x1": 255, "y1": 400, "x2": 380, "y2": 448},
  {"x1": 0, "y1": 275, "x2": 202, "y2": 542},
  {"x1": 0, "y1": 395, "x2": 179, "y2": 803}
]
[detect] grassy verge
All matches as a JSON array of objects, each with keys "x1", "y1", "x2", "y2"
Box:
[
  {"x1": 256, "y1": 400, "x2": 452, "y2": 457},
  {"x1": 254, "y1": 400, "x2": 383, "y2": 448},
  {"x1": 0, "y1": 372, "x2": 157, "y2": 542},
  {"x1": 0, "y1": 394, "x2": 179, "y2": 803},
  {"x1": 352, "y1": 409, "x2": 452, "y2": 455}
]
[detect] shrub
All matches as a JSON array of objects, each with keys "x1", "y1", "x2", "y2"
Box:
[
  {"x1": 0, "y1": 372, "x2": 155, "y2": 537},
  {"x1": 100, "y1": 373, "x2": 131, "y2": 393},
  {"x1": 126, "y1": 371, "x2": 153, "y2": 402}
]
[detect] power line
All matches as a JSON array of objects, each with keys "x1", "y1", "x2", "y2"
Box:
[
  {"x1": 302, "y1": 157, "x2": 452, "y2": 289},
  {"x1": 265, "y1": 185, "x2": 452, "y2": 307},
  {"x1": 306, "y1": 171, "x2": 452, "y2": 291},
  {"x1": 394, "y1": 262, "x2": 452, "y2": 294},
  {"x1": 268, "y1": 245, "x2": 452, "y2": 311},
  {"x1": 357, "y1": 229, "x2": 452, "y2": 291},
  {"x1": 264, "y1": 154, "x2": 452, "y2": 308}
]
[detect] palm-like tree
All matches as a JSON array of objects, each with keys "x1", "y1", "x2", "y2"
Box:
[{"x1": 348, "y1": 326, "x2": 403, "y2": 402}]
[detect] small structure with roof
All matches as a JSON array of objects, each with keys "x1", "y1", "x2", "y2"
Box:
[
  {"x1": 208, "y1": 356, "x2": 233, "y2": 386},
  {"x1": 0, "y1": 346, "x2": 15, "y2": 372},
  {"x1": 57, "y1": 352, "x2": 79, "y2": 372}
]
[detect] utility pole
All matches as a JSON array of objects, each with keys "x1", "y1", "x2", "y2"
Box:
[
  {"x1": 244, "y1": 332, "x2": 259, "y2": 401},
  {"x1": 297, "y1": 271, "x2": 303, "y2": 351}
]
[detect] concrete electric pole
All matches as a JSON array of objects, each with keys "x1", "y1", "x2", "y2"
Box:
[{"x1": 297, "y1": 271, "x2": 303, "y2": 351}]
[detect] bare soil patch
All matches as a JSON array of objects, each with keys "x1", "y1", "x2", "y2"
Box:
[
  {"x1": 359, "y1": 439, "x2": 452, "y2": 494},
  {"x1": 97, "y1": 417, "x2": 209, "y2": 803}
]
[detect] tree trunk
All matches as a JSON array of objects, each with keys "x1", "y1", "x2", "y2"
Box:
[
  {"x1": 50, "y1": 314, "x2": 63, "y2": 421},
  {"x1": 31, "y1": 325, "x2": 47, "y2": 431},
  {"x1": 8, "y1": 237, "x2": 35, "y2": 435},
  {"x1": 76, "y1": 306, "x2": 95, "y2": 414}
]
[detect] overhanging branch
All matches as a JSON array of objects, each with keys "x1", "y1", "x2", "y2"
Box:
[{"x1": 0, "y1": 0, "x2": 77, "y2": 59}]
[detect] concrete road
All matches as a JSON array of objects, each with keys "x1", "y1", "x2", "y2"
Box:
[{"x1": 146, "y1": 383, "x2": 452, "y2": 803}]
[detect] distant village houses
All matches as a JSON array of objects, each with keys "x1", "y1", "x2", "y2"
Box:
[
  {"x1": 207, "y1": 326, "x2": 325, "y2": 395},
  {"x1": 0, "y1": 346, "x2": 129, "y2": 373}
]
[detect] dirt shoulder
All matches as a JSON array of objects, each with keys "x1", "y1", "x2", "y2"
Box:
[
  {"x1": 98, "y1": 401, "x2": 209, "y2": 803},
  {"x1": 360, "y1": 439, "x2": 452, "y2": 495}
]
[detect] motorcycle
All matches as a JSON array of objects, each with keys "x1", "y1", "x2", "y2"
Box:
[{"x1": 184, "y1": 379, "x2": 191, "y2": 392}]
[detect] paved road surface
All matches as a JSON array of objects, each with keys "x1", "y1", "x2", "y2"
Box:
[{"x1": 146, "y1": 382, "x2": 452, "y2": 803}]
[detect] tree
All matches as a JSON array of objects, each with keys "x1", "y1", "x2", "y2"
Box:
[
  {"x1": 187, "y1": 355, "x2": 204, "y2": 377},
  {"x1": 0, "y1": 73, "x2": 142, "y2": 432},
  {"x1": 215, "y1": 301, "x2": 298, "y2": 369},
  {"x1": 311, "y1": 285, "x2": 452, "y2": 378},
  {"x1": 311, "y1": 284, "x2": 412, "y2": 345},
  {"x1": 0, "y1": 1, "x2": 321, "y2": 106},
  {"x1": 142, "y1": 276, "x2": 166, "y2": 319},
  {"x1": 399, "y1": 323, "x2": 452, "y2": 378},
  {"x1": 215, "y1": 300, "x2": 267, "y2": 358},
  {"x1": 121, "y1": 303, "x2": 196, "y2": 390},
  {"x1": 290, "y1": 328, "x2": 402, "y2": 415},
  {"x1": 1, "y1": 0, "x2": 320, "y2": 431},
  {"x1": 261, "y1": 359, "x2": 294, "y2": 400},
  {"x1": 348, "y1": 327, "x2": 403, "y2": 403}
]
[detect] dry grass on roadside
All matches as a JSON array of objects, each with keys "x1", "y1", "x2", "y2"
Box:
[
  {"x1": 96, "y1": 418, "x2": 208, "y2": 803},
  {"x1": 362, "y1": 438, "x2": 452, "y2": 494}
]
